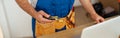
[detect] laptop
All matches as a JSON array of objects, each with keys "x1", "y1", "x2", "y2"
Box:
[{"x1": 81, "y1": 16, "x2": 120, "y2": 38}]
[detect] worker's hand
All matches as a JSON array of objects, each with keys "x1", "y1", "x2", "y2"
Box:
[
  {"x1": 90, "y1": 14, "x2": 104, "y2": 23},
  {"x1": 35, "y1": 10, "x2": 53, "y2": 23}
]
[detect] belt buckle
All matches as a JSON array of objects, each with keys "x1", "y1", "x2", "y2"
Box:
[{"x1": 58, "y1": 19, "x2": 64, "y2": 22}]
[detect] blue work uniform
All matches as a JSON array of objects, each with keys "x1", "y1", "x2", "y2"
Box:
[{"x1": 32, "y1": 0, "x2": 74, "y2": 38}]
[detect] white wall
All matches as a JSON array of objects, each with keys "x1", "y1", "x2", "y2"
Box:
[
  {"x1": 74, "y1": 0, "x2": 98, "y2": 6},
  {"x1": 0, "y1": 0, "x2": 98, "y2": 38},
  {"x1": 2, "y1": 0, "x2": 32, "y2": 38},
  {"x1": 0, "y1": 0, "x2": 11, "y2": 38}
]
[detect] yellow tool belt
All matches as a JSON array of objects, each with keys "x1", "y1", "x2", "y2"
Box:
[{"x1": 35, "y1": 10, "x2": 75, "y2": 37}]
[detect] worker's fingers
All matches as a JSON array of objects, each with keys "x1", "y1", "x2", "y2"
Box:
[
  {"x1": 41, "y1": 17, "x2": 54, "y2": 23},
  {"x1": 99, "y1": 18, "x2": 104, "y2": 22},
  {"x1": 38, "y1": 10, "x2": 50, "y2": 18},
  {"x1": 35, "y1": 13, "x2": 53, "y2": 24},
  {"x1": 37, "y1": 18, "x2": 54, "y2": 24},
  {"x1": 96, "y1": 17, "x2": 105, "y2": 24},
  {"x1": 96, "y1": 18, "x2": 100, "y2": 24}
]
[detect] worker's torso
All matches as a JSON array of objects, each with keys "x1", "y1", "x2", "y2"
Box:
[{"x1": 35, "y1": 0, "x2": 74, "y2": 18}]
